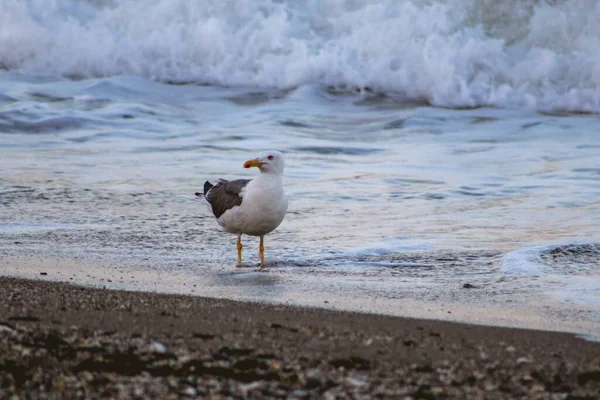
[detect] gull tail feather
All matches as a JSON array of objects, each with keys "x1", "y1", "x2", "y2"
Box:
[
  {"x1": 194, "y1": 181, "x2": 214, "y2": 198},
  {"x1": 194, "y1": 181, "x2": 213, "y2": 208}
]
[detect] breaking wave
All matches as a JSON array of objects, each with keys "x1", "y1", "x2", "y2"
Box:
[{"x1": 2, "y1": 0, "x2": 600, "y2": 112}]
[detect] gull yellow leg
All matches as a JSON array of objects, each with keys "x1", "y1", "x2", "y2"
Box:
[
  {"x1": 236, "y1": 234, "x2": 243, "y2": 268},
  {"x1": 259, "y1": 235, "x2": 265, "y2": 268}
]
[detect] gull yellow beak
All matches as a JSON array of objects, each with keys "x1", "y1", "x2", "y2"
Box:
[{"x1": 244, "y1": 158, "x2": 263, "y2": 168}]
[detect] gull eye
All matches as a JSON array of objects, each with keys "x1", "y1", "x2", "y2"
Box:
[{"x1": 268, "y1": 155, "x2": 274, "y2": 160}]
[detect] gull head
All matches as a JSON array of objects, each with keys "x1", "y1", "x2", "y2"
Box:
[{"x1": 244, "y1": 150, "x2": 285, "y2": 175}]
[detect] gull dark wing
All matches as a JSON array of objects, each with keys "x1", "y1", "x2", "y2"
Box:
[{"x1": 201, "y1": 179, "x2": 251, "y2": 219}]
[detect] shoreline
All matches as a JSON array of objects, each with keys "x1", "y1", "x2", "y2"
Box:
[
  {"x1": 1, "y1": 276, "x2": 600, "y2": 398},
  {"x1": 2, "y1": 254, "x2": 600, "y2": 340}
]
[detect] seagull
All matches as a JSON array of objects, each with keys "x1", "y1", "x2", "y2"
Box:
[{"x1": 195, "y1": 150, "x2": 288, "y2": 268}]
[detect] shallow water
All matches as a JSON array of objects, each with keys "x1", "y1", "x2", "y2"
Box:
[{"x1": 1, "y1": 0, "x2": 600, "y2": 335}]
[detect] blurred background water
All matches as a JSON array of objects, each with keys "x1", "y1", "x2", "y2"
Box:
[{"x1": 1, "y1": 0, "x2": 599, "y2": 334}]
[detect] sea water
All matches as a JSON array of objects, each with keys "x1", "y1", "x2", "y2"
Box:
[{"x1": 1, "y1": 0, "x2": 599, "y2": 336}]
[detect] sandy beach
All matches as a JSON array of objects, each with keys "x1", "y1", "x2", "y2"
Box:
[{"x1": 1, "y1": 276, "x2": 599, "y2": 399}]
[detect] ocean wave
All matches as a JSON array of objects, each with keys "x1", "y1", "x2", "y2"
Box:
[
  {"x1": 2, "y1": 0, "x2": 600, "y2": 112},
  {"x1": 501, "y1": 243, "x2": 600, "y2": 276}
]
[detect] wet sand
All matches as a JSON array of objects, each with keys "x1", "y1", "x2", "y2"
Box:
[
  {"x1": 1, "y1": 276, "x2": 600, "y2": 399},
  {"x1": 5, "y1": 254, "x2": 600, "y2": 339}
]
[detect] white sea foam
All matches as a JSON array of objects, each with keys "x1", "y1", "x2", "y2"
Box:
[
  {"x1": 501, "y1": 246, "x2": 547, "y2": 275},
  {"x1": 1, "y1": 0, "x2": 599, "y2": 112},
  {"x1": 502, "y1": 244, "x2": 600, "y2": 275}
]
